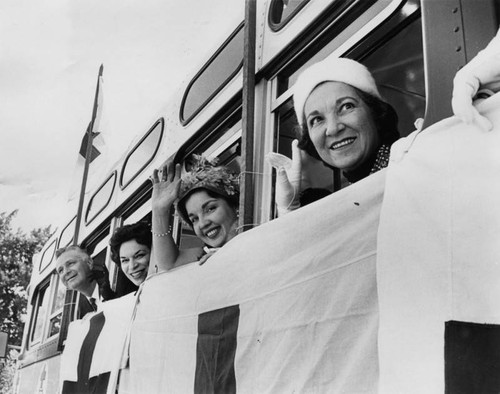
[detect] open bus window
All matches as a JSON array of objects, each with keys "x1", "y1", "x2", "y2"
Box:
[
  {"x1": 272, "y1": 1, "x2": 424, "y2": 193},
  {"x1": 113, "y1": 211, "x2": 154, "y2": 297},
  {"x1": 29, "y1": 282, "x2": 50, "y2": 346},
  {"x1": 176, "y1": 120, "x2": 242, "y2": 250}
]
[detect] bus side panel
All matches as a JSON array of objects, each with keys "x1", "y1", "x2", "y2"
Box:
[{"x1": 15, "y1": 355, "x2": 61, "y2": 394}]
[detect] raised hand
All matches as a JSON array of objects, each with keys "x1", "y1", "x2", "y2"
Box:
[
  {"x1": 266, "y1": 139, "x2": 303, "y2": 215},
  {"x1": 151, "y1": 162, "x2": 182, "y2": 213},
  {"x1": 452, "y1": 28, "x2": 500, "y2": 131}
]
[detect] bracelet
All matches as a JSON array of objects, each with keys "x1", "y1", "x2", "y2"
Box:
[{"x1": 151, "y1": 229, "x2": 171, "y2": 237}]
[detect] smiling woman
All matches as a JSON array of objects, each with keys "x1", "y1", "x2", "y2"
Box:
[
  {"x1": 109, "y1": 222, "x2": 152, "y2": 287},
  {"x1": 294, "y1": 57, "x2": 400, "y2": 183},
  {"x1": 269, "y1": 57, "x2": 401, "y2": 216},
  {"x1": 150, "y1": 156, "x2": 240, "y2": 271}
]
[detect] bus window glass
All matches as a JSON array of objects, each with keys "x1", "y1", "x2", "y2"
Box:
[
  {"x1": 48, "y1": 276, "x2": 66, "y2": 337},
  {"x1": 180, "y1": 25, "x2": 244, "y2": 124},
  {"x1": 363, "y1": 17, "x2": 425, "y2": 137},
  {"x1": 58, "y1": 217, "x2": 76, "y2": 248},
  {"x1": 121, "y1": 119, "x2": 163, "y2": 188},
  {"x1": 269, "y1": 0, "x2": 310, "y2": 30},
  {"x1": 30, "y1": 283, "x2": 50, "y2": 345},
  {"x1": 277, "y1": 0, "x2": 397, "y2": 96},
  {"x1": 39, "y1": 240, "x2": 56, "y2": 273},
  {"x1": 85, "y1": 173, "x2": 116, "y2": 224}
]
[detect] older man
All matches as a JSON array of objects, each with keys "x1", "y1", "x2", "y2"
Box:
[
  {"x1": 56, "y1": 245, "x2": 115, "y2": 394},
  {"x1": 55, "y1": 245, "x2": 114, "y2": 313}
]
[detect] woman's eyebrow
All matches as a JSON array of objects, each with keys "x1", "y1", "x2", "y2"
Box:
[
  {"x1": 200, "y1": 199, "x2": 218, "y2": 210},
  {"x1": 336, "y1": 95, "x2": 358, "y2": 105}
]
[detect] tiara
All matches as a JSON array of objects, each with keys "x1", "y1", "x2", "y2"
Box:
[{"x1": 178, "y1": 155, "x2": 239, "y2": 202}]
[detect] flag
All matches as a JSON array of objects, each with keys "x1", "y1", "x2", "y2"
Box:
[
  {"x1": 68, "y1": 66, "x2": 108, "y2": 203},
  {"x1": 59, "y1": 293, "x2": 136, "y2": 394},
  {"x1": 377, "y1": 93, "x2": 500, "y2": 393},
  {"x1": 78, "y1": 127, "x2": 102, "y2": 164},
  {"x1": 122, "y1": 170, "x2": 384, "y2": 393}
]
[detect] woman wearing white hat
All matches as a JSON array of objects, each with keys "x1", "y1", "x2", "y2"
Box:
[{"x1": 269, "y1": 57, "x2": 400, "y2": 214}]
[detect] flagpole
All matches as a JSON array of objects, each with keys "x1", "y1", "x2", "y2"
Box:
[{"x1": 73, "y1": 64, "x2": 104, "y2": 245}]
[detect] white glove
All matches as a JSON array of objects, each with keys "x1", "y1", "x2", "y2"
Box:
[
  {"x1": 266, "y1": 140, "x2": 304, "y2": 216},
  {"x1": 452, "y1": 28, "x2": 500, "y2": 131}
]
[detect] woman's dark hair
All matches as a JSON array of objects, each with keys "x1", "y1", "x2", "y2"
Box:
[
  {"x1": 177, "y1": 188, "x2": 239, "y2": 227},
  {"x1": 297, "y1": 86, "x2": 400, "y2": 162},
  {"x1": 109, "y1": 221, "x2": 152, "y2": 265}
]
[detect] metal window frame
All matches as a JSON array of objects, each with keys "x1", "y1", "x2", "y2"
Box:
[
  {"x1": 268, "y1": 0, "x2": 311, "y2": 32},
  {"x1": 120, "y1": 118, "x2": 164, "y2": 190},
  {"x1": 85, "y1": 171, "x2": 117, "y2": 225},
  {"x1": 179, "y1": 23, "x2": 245, "y2": 125}
]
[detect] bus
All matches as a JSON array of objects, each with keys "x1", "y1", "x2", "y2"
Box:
[{"x1": 14, "y1": 0, "x2": 499, "y2": 392}]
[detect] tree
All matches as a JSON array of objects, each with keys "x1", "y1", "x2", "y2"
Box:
[{"x1": 0, "y1": 211, "x2": 52, "y2": 346}]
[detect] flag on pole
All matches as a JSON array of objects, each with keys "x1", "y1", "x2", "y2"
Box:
[
  {"x1": 68, "y1": 66, "x2": 108, "y2": 203},
  {"x1": 72, "y1": 64, "x2": 108, "y2": 244}
]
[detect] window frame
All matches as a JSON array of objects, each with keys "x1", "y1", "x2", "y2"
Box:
[
  {"x1": 39, "y1": 239, "x2": 56, "y2": 274},
  {"x1": 179, "y1": 23, "x2": 244, "y2": 125},
  {"x1": 85, "y1": 171, "x2": 117, "y2": 225},
  {"x1": 46, "y1": 273, "x2": 66, "y2": 340},
  {"x1": 58, "y1": 216, "x2": 76, "y2": 249},
  {"x1": 268, "y1": 0, "x2": 311, "y2": 32},
  {"x1": 120, "y1": 118, "x2": 164, "y2": 190},
  {"x1": 28, "y1": 278, "x2": 51, "y2": 347}
]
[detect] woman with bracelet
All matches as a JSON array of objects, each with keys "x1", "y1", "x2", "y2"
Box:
[{"x1": 150, "y1": 156, "x2": 240, "y2": 270}]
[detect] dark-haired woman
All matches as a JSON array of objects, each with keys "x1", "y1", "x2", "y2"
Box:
[
  {"x1": 149, "y1": 157, "x2": 240, "y2": 271},
  {"x1": 109, "y1": 221, "x2": 152, "y2": 287}
]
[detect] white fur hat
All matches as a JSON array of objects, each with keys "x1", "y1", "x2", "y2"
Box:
[{"x1": 293, "y1": 57, "x2": 382, "y2": 125}]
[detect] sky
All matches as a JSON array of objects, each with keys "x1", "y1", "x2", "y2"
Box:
[{"x1": 0, "y1": 0, "x2": 244, "y2": 233}]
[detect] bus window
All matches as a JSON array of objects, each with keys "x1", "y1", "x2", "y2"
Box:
[
  {"x1": 29, "y1": 282, "x2": 50, "y2": 346},
  {"x1": 85, "y1": 172, "x2": 116, "y2": 224},
  {"x1": 47, "y1": 275, "x2": 66, "y2": 338},
  {"x1": 180, "y1": 24, "x2": 244, "y2": 124},
  {"x1": 271, "y1": 0, "x2": 423, "y2": 193},
  {"x1": 39, "y1": 239, "x2": 56, "y2": 273},
  {"x1": 361, "y1": 16, "x2": 425, "y2": 138},
  {"x1": 269, "y1": 0, "x2": 310, "y2": 31},
  {"x1": 120, "y1": 118, "x2": 164, "y2": 189},
  {"x1": 58, "y1": 217, "x2": 76, "y2": 249}
]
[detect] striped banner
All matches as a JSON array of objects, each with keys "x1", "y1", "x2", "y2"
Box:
[
  {"x1": 123, "y1": 170, "x2": 385, "y2": 393},
  {"x1": 377, "y1": 93, "x2": 500, "y2": 393},
  {"x1": 60, "y1": 293, "x2": 136, "y2": 394}
]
